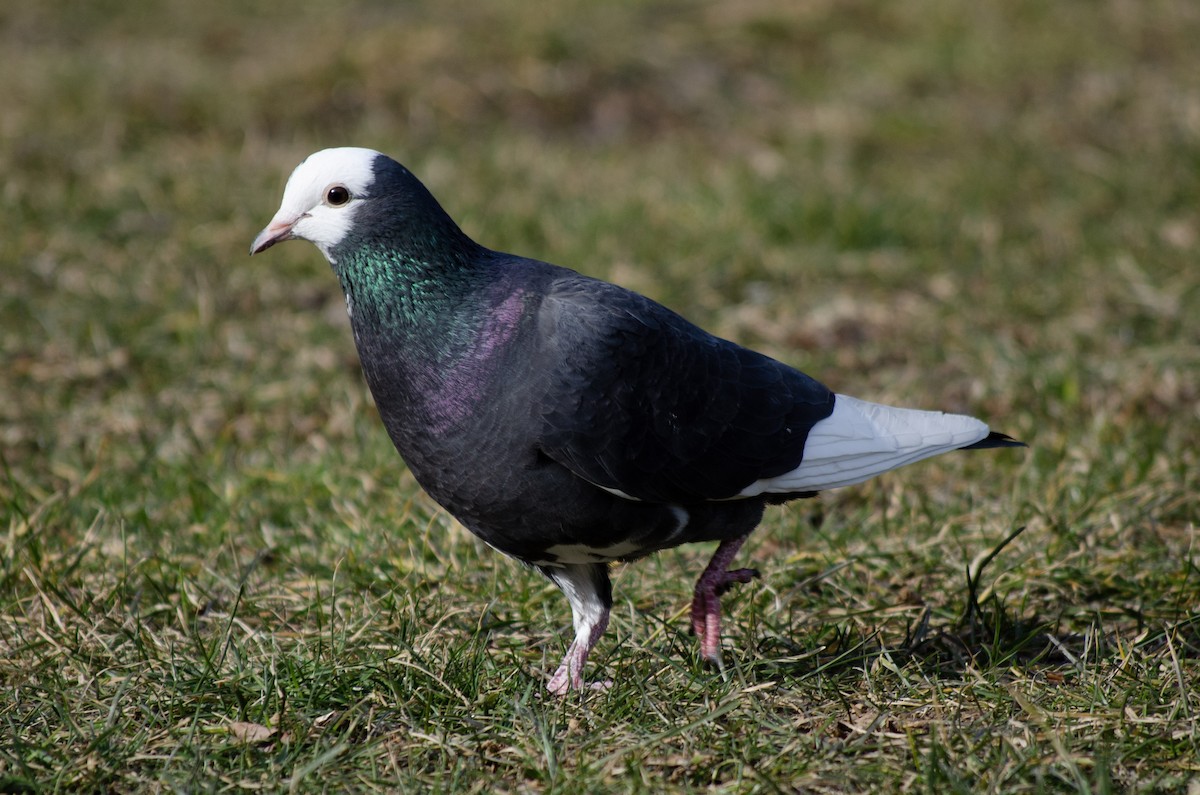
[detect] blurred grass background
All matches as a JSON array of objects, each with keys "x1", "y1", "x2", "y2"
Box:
[{"x1": 2, "y1": 0, "x2": 1198, "y2": 792}]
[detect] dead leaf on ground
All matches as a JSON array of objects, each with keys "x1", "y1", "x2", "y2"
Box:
[{"x1": 228, "y1": 721, "x2": 276, "y2": 744}]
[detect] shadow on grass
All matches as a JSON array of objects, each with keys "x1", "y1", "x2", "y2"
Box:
[{"x1": 746, "y1": 525, "x2": 1200, "y2": 684}]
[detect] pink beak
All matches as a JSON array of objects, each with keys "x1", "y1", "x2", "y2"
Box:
[{"x1": 250, "y1": 217, "x2": 297, "y2": 255}]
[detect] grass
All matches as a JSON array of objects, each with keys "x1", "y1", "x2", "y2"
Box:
[{"x1": 2, "y1": 0, "x2": 1199, "y2": 791}]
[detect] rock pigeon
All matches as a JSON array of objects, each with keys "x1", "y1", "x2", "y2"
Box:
[{"x1": 251, "y1": 147, "x2": 1024, "y2": 694}]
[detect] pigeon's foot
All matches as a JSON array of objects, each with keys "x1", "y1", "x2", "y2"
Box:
[
  {"x1": 546, "y1": 645, "x2": 614, "y2": 695},
  {"x1": 542, "y1": 563, "x2": 613, "y2": 696},
  {"x1": 689, "y1": 535, "x2": 758, "y2": 665}
]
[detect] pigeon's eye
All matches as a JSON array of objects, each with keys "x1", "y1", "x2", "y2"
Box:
[{"x1": 325, "y1": 185, "x2": 351, "y2": 206}]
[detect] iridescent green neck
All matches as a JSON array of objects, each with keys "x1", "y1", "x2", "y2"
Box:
[
  {"x1": 334, "y1": 238, "x2": 491, "y2": 360},
  {"x1": 324, "y1": 159, "x2": 495, "y2": 367}
]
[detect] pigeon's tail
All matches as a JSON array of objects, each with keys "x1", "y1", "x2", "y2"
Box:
[
  {"x1": 737, "y1": 394, "x2": 1021, "y2": 497},
  {"x1": 960, "y1": 431, "x2": 1026, "y2": 450}
]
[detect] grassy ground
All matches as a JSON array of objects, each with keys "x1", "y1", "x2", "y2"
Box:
[{"x1": 3, "y1": 0, "x2": 1198, "y2": 792}]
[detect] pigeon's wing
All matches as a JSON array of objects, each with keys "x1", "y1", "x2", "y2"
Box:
[{"x1": 532, "y1": 273, "x2": 835, "y2": 503}]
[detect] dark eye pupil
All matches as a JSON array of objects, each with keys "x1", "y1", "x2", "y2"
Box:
[{"x1": 327, "y1": 186, "x2": 350, "y2": 205}]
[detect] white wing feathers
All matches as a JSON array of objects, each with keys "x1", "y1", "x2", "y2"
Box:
[{"x1": 738, "y1": 393, "x2": 991, "y2": 496}]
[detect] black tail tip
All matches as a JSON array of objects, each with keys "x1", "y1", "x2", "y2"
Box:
[{"x1": 961, "y1": 431, "x2": 1027, "y2": 450}]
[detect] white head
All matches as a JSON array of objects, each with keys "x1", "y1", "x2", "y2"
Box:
[{"x1": 250, "y1": 147, "x2": 382, "y2": 262}]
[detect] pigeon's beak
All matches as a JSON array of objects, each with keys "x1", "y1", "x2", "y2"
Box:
[{"x1": 250, "y1": 217, "x2": 298, "y2": 255}]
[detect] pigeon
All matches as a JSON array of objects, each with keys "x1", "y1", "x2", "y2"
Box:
[{"x1": 251, "y1": 147, "x2": 1024, "y2": 694}]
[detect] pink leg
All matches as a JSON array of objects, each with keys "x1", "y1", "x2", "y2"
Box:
[
  {"x1": 689, "y1": 535, "x2": 759, "y2": 664},
  {"x1": 546, "y1": 613, "x2": 611, "y2": 695},
  {"x1": 542, "y1": 563, "x2": 614, "y2": 695}
]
